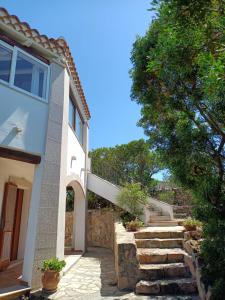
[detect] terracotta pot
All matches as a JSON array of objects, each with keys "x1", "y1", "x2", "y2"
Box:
[
  {"x1": 184, "y1": 224, "x2": 196, "y2": 231},
  {"x1": 41, "y1": 270, "x2": 60, "y2": 293}
]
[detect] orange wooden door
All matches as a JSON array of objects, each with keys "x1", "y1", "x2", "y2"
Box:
[
  {"x1": 0, "y1": 182, "x2": 17, "y2": 269},
  {"x1": 10, "y1": 189, "x2": 24, "y2": 261}
]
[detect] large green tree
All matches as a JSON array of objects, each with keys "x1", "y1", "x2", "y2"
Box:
[
  {"x1": 90, "y1": 139, "x2": 161, "y2": 191},
  {"x1": 130, "y1": 0, "x2": 225, "y2": 297}
]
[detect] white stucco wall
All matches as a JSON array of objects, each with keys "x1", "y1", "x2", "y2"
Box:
[
  {"x1": 0, "y1": 83, "x2": 48, "y2": 155},
  {"x1": 18, "y1": 189, "x2": 31, "y2": 260},
  {"x1": 67, "y1": 126, "x2": 86, "y2": 186}
]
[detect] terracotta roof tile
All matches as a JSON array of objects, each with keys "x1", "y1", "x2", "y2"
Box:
[{"x1": 0, "y1": 7, "x2": 90, "y2": 119}]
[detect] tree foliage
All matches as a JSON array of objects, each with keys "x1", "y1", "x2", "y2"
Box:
[
  {"x1": 89, "y1": 139, "x2": 161, "y2": 192},
  {"x1": 117, "y1": 182, "x2": 148, "y2": 218},
  {"x1": 130, "y1": 0, "x2": 225, "y2": 297}
]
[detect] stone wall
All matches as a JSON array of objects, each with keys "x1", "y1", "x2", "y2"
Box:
[
  {"x1": 183, "y1": 230, "x2": 211, "y2": 300},
  {"x1": 87, "y1": 209, "x2": 115, "y2": 250},
  {"x1": 114, "y1": 222, "x2": 139, "y2": 290},
  {"x1": 65, "y1": 212, "x2": 73, "y2": 247}
]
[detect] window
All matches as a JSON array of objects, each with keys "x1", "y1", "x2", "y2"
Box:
[
  {"x1": 14, "y1": 52, "x2": 48, "y2": 98},
  {"x1": 0, "y1": 40, "x2": 49, "y2": 100},
  {"x1": 69, "y1": 97, "x2": 84, "y2": 145},
  {"x1": 76, "y1": 110, "x2": 83, "y2": 145},
  {"x1": 0, "y1": 44, "x2": 12, "y2": 82},
  {"x1": 69, "y1": 99, "x2": 75, "y2": 129}
]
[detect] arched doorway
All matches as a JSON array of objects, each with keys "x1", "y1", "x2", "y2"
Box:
[{"x1": 65, "y1": 175, "x2": 86, "y2": 254}]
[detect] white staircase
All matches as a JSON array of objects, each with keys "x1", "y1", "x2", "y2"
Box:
[
  {"x1": 87, "y1": 173, "x2": 176, "y2": 224},
  {"x1": 87, "y1": 173, "x2": 121, "y2": 207}
]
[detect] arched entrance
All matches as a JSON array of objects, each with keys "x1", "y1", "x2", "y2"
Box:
[{"x1": 65, "y1": 175, "x2": 86, "y2": 253}]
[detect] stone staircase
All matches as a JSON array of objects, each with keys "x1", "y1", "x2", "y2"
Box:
[
  {"x1": 147, "y1": 204, "x2": 178, "y2": 227},
  {"x1": 173, "y1": 205, "x2": 191, "y2": 219},
  {"x1": 134, "y1": 226, "x2": 199, "y2": 297}
]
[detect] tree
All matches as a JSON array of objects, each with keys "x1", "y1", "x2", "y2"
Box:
[
  {"x1": 89, "y1": 139, "x2": 161, "y2": 192},
  {"x1": 130, "y1": 0, "x2": 225, "y2": 297},
  {"x1": 117, "y1": 182, "x2": 148, "y2": 218}
]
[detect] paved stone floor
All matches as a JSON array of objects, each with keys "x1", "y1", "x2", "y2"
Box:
[{"x1": 33, "y1": 247, "x2": 198, "y2": 300}]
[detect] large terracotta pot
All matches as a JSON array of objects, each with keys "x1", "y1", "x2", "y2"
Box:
[
  {"x1": 184, "y1": 224, "x2": 196, "y2": 231},
  {"x1": 41, "y1": 270, "x2": 60, "y2": 293}
]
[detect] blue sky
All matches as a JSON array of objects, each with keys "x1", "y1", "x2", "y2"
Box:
[{"x1": 0, "y1": 0, "x2": 153, "y2": 149}]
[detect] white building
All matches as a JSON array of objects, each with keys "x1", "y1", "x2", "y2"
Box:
[{"x1": 0, "y1": 7, "x2": 91, "y2": 289}]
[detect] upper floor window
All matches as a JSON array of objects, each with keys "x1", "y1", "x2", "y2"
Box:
[
  {"x1": 0, "y1": 40, "x2": 49, "y2": 101},
  {"x1": 69, "y1": 97, "x2": 84, "y2": 145},
  {"x1": 0, "y1": 44, "x2": 12, "y2": 82}
]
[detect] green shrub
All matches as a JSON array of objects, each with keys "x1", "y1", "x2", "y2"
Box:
[
  {"x1": 66, "y1": 189, "x2": 74, "y2": 212},
  {"x1": 158, "y1": 190, "x2": 175, "y2": 205},
  {"x1": 183, "y1": 218, "x2": 202, "y2": 228},
  {"x1": 120, "y1": 211, "x2": 136, "y2": 227},
  {"x1": 117, "y1": 182, "x2": 148, "y2": 218},
  {"x1": 41, "y1": 258, "x2": 66, "y2": 272}
]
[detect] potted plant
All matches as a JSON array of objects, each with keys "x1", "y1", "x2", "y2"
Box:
[
  {"x1": 125, "y1": 219, "x2": 144, "y2": 231},
  {"x1": 41, "y1": 257, "x2": 66, "y2": 294},
  {"x1": 183, "y1": 218, "x2": 202, "y2": 231}
]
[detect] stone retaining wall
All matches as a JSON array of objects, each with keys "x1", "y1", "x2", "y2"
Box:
[
  {"x1": 87, "y1": 209, "x2": 115, "y2": 250},
  {"x1": 114, "y1": 222, "x2": 139, "y2": 290},
  {"x1": 183, "y1": 231, "x2": 211, "y2": 300},
  {"x1": 65, "y1": 212, "x2": 73, "y2": 247}
]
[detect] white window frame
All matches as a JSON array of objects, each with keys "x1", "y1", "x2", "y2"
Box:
[{"x1": 0, "y1": 39, "x2": 50, "y2": 102}]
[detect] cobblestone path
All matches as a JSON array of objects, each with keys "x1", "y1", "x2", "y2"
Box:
[{"x1": 35, "y1": 247, "x2": 198, "y2": 300}]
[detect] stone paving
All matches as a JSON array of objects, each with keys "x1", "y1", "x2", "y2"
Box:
[{"x1": 33, "y1": 247, "x2": 198, "y2": 300}]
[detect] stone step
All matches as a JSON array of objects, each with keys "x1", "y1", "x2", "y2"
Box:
[
  {"x1": 133, "y1": 296, "x2": 200, "y2": 300},
  {"x1": 139, "y1": 263, "x2": 190, "y2": 280},
  {"x1": 149, "y1": 215, "x2": 171, "y2": 222},
  {"x1": 0, "y1": 285, "x2": 30, "y2": 300},
  {"x1": 174, "y1": 213, "x2": 188, "y2": 219},
  {"x1": 173, "y1": 206, "x2": 190, "y2": 214},
  {"x1": 149, "y1": 210, "x2": 162, "y2": 216},
  {"x1": 136, "y1": 278, "x2": 197, "y2": 295},
  {"x1": 136, "y1": 238, "x2": 183, "y2": 249},
  {"x1": 134, "y1": 227, "x2": 184, "y2": 239},
  {"x1": 137, "y1": 248, "x2": 186, "y2": 264},
  {"x1": 148, "y1": 221, "x2": 179, "y2": 227}
]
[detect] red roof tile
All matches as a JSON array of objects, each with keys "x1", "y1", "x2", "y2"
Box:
[{"x1": 0, "y1": 7, "x2": 90, "y2": 119}]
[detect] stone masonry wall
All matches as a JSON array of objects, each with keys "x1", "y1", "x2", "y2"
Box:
[
  {"x1": 114, "y1": 222, "x2": 139, "y2": 290},
  {"x1": 65, "y1": 212, "x2": 73, "y2": 247},
  {"x1": 183, "y1": 231, "x2": 211, "y2": 300},
  {"x1": 87, "y1": 209, "x2": 115, "y2": 250}
]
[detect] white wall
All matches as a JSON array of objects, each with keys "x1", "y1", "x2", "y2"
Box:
[
  {"x1": 67, "y1": 126, "x2": 86, "y2": 186},
  {"x1": 0, "y1": 83, "x2": 48, "y2": 155},
  {"x1": 18, "y1": 189, "x2": 31, "y2": 260}
]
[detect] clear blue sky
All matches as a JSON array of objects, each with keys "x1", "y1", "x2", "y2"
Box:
[{"x1": 1, "y1": 0, "x2": 154, "y2": 150}]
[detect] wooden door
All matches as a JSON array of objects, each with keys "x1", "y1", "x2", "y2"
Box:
[
  {"x1": 0, "y1": 182, "x2": 17, "y2": 269},
  {"x1": 11, "y1": 189, "x2": 24, "y2": 261}
]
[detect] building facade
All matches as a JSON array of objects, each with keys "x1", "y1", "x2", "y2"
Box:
[{"x1": 0, "y1": 7, "x2": 90, "y2": 288}]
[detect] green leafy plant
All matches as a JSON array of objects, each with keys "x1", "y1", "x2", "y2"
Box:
[
  {"x1": 183, "y1": 218, "x2": 202, "y2": 230},
  {"x1": 117, "y1": 182, "x2": 148, "y2": 219},
  {"x1": 41, "y1": 258, "x2": 66, "y2": 272},
  {"x1": 158, "y1": 190, "x2": 175, "y2": 205},
  {"x1": 120, "y1": 211, "x2": 136, "y2": 227},
  {"x1": 126, "y1": 219, "x2": 144, "y2": 232}
]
